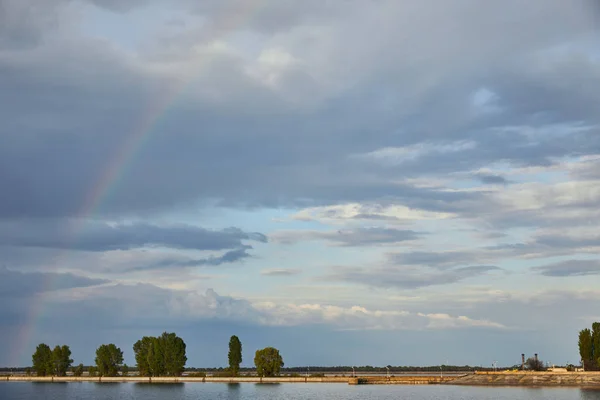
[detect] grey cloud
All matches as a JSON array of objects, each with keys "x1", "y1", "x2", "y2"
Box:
[
  {"x1": 532, "y1": 259, "x2": 600, "y2": 277},
  {"x1": 272, "y1": 227, "x2": 421, "y2": 247},
  {"x1": 0, "y1": 220, "x2": 266, "y2": 252},
  {"x1": 260, "y1": 268, "x2": 301, "y2": 276},
  {"x1": 476, "y1": 174, "x2": 508, "y2": 185},
  {"x1": 0, "y1": 0, "x2": 68, "y2": 49},
  {"x1": 0, "y1": 267, "x2": 107, "y2": 297},
  {"x1": 534, "y1": 234, "x2": 600, "y2": 250},
  {"x1": 325, "y1": 265, "x2": 500, "y2": 289},
  {"x1": 389, "y1": 251, "x2": 481, "y2": 269},
  {"x1": 133, "y1": 248, "x2": 254, "y2": 271},
  {"x1": 0, "y1": 1, "x2": 599, "y2": 220}
]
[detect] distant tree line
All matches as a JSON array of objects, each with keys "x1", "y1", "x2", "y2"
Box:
[
  {"x1": 27, "y1": 333, "x2": 286, "y2": 378},
  {"x1": 579, "y1": 322, "x2": 600, "y2": 371},
  {"x1": 31, "y1": 332, "x2": 186, "y2": 377},
  {"x1": 26, "y1": 331, "x2": 579, "y2": 377}
]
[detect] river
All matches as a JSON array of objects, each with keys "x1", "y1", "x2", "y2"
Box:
[{"x1": 1, "y1": 382, "x2": 600, "y2": 400}]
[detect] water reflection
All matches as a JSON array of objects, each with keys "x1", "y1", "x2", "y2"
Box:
[{"x1": 580, "y1": 388, "x2": 600, "y2": 399}]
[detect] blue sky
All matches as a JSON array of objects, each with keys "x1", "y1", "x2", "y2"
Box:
[{"x1": 1, "y1": 0, "x2": 600, "y2": 368}]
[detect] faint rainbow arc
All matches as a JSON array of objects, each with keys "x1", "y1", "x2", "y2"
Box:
[{"x1": 13, "y1": 0, "x2": 269, "y2": 367}]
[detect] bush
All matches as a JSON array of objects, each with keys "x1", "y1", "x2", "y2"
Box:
[
  {"x1": 186, "y1": 372, "x2": 206, "y2": 378},
  {"x1": 212, "y1": 371, "x2": 235, "y2": 377}
]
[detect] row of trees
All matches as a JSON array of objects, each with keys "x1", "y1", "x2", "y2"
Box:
[
  {"x1": 32, "y1": 332, "x2": 185, "y2": 377},
  {"x1": 578, "y1": 322, "x2": 600, "y2": 371},
  {"x1": 32, "y1": 333, "x2": 285, "y2": 377}
]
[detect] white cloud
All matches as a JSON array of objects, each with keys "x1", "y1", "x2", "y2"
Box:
[
  {"x1": 356, "y1": 140, "x2": 477, "y2": 167},
  {"x1": 291, "y1": 203, "x2": 454, "y2": 224}
]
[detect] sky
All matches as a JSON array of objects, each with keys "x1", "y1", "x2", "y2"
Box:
[{"x1": 1, "y1": 0, "x2": 600, "y2": 369}]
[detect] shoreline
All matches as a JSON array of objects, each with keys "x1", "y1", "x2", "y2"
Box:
[{"x1": 2, "y1": 372, "x2": 600, "y2": 386}]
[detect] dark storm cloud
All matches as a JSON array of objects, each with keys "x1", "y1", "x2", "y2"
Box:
[
  {"x1": 324, "y1": 265, "x2": 500, "y2": 289},
  {"x1": 532, "y1": 259, "x2": 600, "y2": 277},
  {"x1": 0, "y1": 220, "x2": 266, "y2": 251},
  {"x1": 0, "y1": 267, "x2": 107, "y2": 296}
]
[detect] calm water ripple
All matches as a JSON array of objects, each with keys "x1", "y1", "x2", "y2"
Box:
[{"x1": 1, "y1": 382, "x2": 600, "y2": 400}]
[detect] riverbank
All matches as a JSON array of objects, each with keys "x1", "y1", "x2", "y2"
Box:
[
  {"x1": 449, "y1": 371, "x2": 600, "y2": 387},
  {"x1": 3, "y1": 372, "x2": 600, "y2": 386},
  {"x1": 1, "y1": 375, "x2": 455, "y2": 384}
]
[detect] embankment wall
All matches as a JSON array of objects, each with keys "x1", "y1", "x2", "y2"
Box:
[{"x1": 450, "y1": 372, "x2": 600, "y2": 387}]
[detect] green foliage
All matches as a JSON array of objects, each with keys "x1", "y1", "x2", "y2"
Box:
[
  {"x1": 254, "y1": 347, "x2": 284, "y2": 377},
  {"x1": 579, "y1": 328, "x2": 594, "y2": 369},
  {"x1": 32, "y1": 343, "x2": 53, "y2": 376},
  {"x1": 73, "y1": 363, "x2": 84, "y2": 377},
  {"x1": 122, "y1": 364, "x2": 129, "y2": 377},
  {"x1": 187, "y1": 371, "x2": 206, "y2": 378},
  {"x1": 25, "y1": 368, "x2": 32, "y2": 376},
  {"x1": 525, "y1": 357, "x2": 545, "y2": 371},
  {"x1": 228, "y1": 335, "x2": 242, "y2": 377},
  {"x1": 95, "y1": 344, "x2": 124, "y2": 377},
  {"x1": 133, "y1": 336, "x2": 154, "y2": 377},
  {"x1": 592, "y1": 323, "x2": 600, "y2": 370},
  {"x1": 88, "y1": 366, "x2": 97, "y2": 377},
  {"x1": 133, "y1": 332, "x2": 187, "y2": 377},
  {"x1": 212, "y1": 370, "x2": 236, "y2": 377},
  {"x1": 51, "y1": 345, "x2": 73, "y2": 376}
]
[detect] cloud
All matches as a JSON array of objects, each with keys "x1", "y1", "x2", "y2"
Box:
[
  {"x1": 271, "y1": 227, "x2": 421, "y2": 246},
  {"x1": 476, "y1": 173, "x2": 509, "y2": 185},
  {"x1": 532, "y1": 259, "x2": 600, "y2": 277},
  {"x1": 260, "y1": 268, "x2": 301, "y2": 276},
  {"x1": 389, "y1": 251, "x2": 482, "y2": 269},
  {"x1": 252, "y1": 301, "x2": 506, "y2": 331},
  {"x1": 324, "y1": 265, "x2": 501, "y2": 289},
  {"x1": 0, "y1": 220, "x2": 266, "y2": 252},
  {"x1": 131, "y1": 248, "x2": 254, "y2": 271},
  {"x1": 0, "y1": 267, "x2": 108, "y2": 297},
  {"x1": 0, "y1": 1, "x2": 598, "y2": 219},
  {"x1": 291, "y1": 203, "x2": 454, "y2": 224}
]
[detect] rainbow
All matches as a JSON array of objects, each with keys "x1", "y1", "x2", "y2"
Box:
[{"x1": 12, "y1": 0, "x2": 269, "y2": 367}]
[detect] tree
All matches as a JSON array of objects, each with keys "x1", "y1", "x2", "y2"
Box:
[
  {"x1": 592, "y1": 322, "x2": 600, "y2": 370},
  {"x1": 122, "y1": 364, "x2": 129, "y2": 377},
  {"x1": 73, "y1": 364, "x2": 84, "y2": 377},
  {"x1": 95, "y1": 344, "x2": 124, "y2": 377},
  {"x1": 526, "y1": 357, "x2": 545, "y2": 371},
  {"x1": 133, "y1": 332, "x2": 187, "y2": 377},
  {"x1": 579, "y1": 328, "x2": 593, "y2": 370},
  {"x1": 160, "y1": 332, "x2": 187, "y2": 376},
  {"x1": 133, "y1": 336, "x2": 154, "y2": 377},
  {"x1": 88, "y1": 366, "x2": 97, "y2": 377},
  {"x1": 32, "y1": 343, "x2": 53, "y2": 376},
  {"x1": 51, "y1": 345, "x2": 73, "y2": 376},
  {"x1": 254, "y1": 347, "x2": 284, "y2": 377},
  {"x1": 228, "y1": 335, "x2": 242, "y2": 376}
]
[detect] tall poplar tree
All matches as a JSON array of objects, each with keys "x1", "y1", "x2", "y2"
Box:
[
  {"x1": 579, "y1": 328, "x2": 593, "y2": 369},
  {"x1": 228, "y1": 335, "x2": 242, "y2": 376}
]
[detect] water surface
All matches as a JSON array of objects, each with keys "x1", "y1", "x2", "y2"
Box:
[{"x1": 1, "y1": 382, "x2": 600, "y2": 400}]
